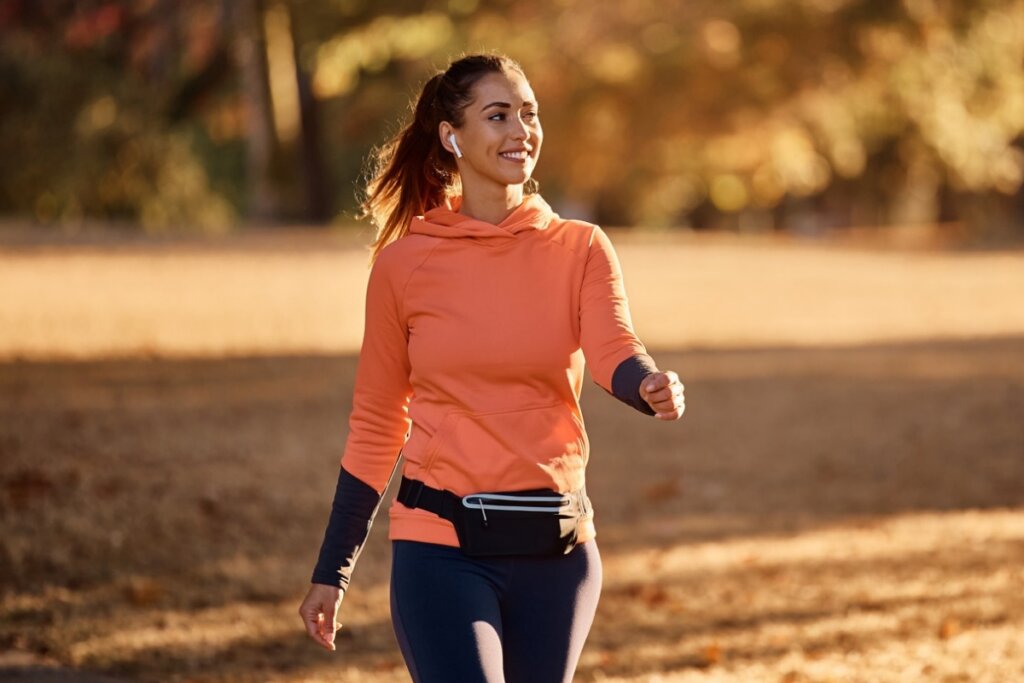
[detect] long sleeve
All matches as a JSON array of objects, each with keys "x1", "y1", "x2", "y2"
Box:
[
  {"x1": 339, "y1": 249, "x2": 414, "y2": 490},
  {"x1": 310, "y1": 465, "x2": 389, "y2": 588},
  {"x1": 580, "y1": 226, "x2": 659, "y2": 416},
  {"x1": 309, "y1": 249, "x2": 413, "y2": 588}
]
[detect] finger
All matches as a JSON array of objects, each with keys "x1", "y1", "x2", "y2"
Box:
[
  {"x1": 301, "y1": 605, "x2": 322, "y2": 642},
  {"x1": 655, "y1": 376, "x2": 679, "y2": 393},
  {"x1": 642, "y1": 373, "x2": 666, "y2": 394},
  {"x1": 655, "y1": 407, "x2": 684, "y2": 420},
  {"x1": 646, "y1": 394, "x2": 666, "y2": 410},
  {"x1": 649, "y1": 391, "x2": 683, "y2": 409},
  {"x1": 308, "y1": 612, "x2": 332, "y2": 651},
  {"x1": 324, "y1": 604, "x2": 339, "y2": 648},
  {"x1": 644, "y1": 389, "x2": 669, "y2": 405},
  {"x1": 318, "y1": 614, "x2": 337, "y2": 651},
  {"x1": 320, "y1": 612, "x2": 335, "y2": 645},
  {"x1": 317, "y1": 612, "x2": 327, "y2": 642},
  {"x1": 644, "y1": 381, "x2": 677, "y2": 403},
  {"x1": 654, "y1": 397, "x2": 685, "y2": 419}
]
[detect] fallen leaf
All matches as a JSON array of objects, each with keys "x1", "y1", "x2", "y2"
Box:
[
  {"x1": 642, "y1": 478, "x2": 681, "y2": 502},
  {"x1": 701, "y1": 641, "x2": 723, "y2": 666},
  {"x1": 938, "y1": 617, "x2": 961, "y2": 640},
  {"x1": 125, "y1": 577, "x2": 164, "y2": 607}
]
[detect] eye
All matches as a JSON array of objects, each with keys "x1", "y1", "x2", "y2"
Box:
[{"x1": 488, "y1": 111, "x2": 538, "y2": 122}]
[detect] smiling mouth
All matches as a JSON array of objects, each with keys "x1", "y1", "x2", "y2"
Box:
[{"x1": 499, "y1": 150, "x2": 529, "y2": 162}]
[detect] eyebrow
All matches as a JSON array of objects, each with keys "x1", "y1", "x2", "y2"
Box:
[{"x1": 481, "y1": 101, "x2": 537, "y2": 111}]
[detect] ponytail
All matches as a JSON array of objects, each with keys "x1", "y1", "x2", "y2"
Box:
[{"x1": 360, "y1": 53, "x2": 527, "y2": 265}]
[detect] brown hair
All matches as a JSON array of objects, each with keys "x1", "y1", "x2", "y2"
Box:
[{"x1": 360, "y1": 53, "x2": 535, "y2": 265}]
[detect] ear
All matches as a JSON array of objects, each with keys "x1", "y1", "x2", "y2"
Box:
[{"x1": 438, "y1": 121, "x2": 457, "y2": 156}]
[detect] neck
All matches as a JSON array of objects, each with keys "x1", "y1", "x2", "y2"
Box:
[{"x1": 457, "y1": 181, "x2": 525, "y2": 225}]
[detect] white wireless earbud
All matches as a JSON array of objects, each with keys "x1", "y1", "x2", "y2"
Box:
[{"x1": 448, "y1": 133, "x2": 463, "y2": 159}]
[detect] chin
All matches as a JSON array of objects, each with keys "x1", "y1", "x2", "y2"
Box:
[{"x1": 498, "y1": 170, "x2": 534, "y2": 186}]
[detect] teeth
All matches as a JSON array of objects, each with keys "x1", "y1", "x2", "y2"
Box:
[{"x1": 500, "y1": 151, "x2": 527, "y2": 160}]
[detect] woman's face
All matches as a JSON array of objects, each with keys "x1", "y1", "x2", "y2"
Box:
[{"x1": 443, "y1": 70, "x2": 543, "y2": 191}]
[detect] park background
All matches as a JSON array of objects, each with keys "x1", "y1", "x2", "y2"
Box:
[{"x1": 1, "y1": 1, "x2": 1023, "y2": 682}]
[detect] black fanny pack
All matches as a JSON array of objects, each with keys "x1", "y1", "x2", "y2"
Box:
[{"x1": 396, "y1": 476, "x2": 591, "y2": 557}]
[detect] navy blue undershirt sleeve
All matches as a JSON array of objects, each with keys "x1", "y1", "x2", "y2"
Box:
[
  {"x1": 610, "y1": 353, "x2": 659, "y2": 416},
  {"x1": 310, "y1": 465, "x2": 385, "y2": 589}
]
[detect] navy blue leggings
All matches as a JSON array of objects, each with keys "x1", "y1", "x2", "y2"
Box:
[{"x1": 390, "y1": 539, "x2": 603, "y2": 683}]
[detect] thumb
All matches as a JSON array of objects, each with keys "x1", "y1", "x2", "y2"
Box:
[{"x1": 642, "y1": 372, "x2": 665, "y2": 394}]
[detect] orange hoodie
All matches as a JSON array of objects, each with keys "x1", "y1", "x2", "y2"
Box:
[{"x1": 339, "y1": 193, "x2": 656, "y2": 549}]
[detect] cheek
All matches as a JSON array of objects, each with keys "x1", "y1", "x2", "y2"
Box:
[{"x1": 476, "y1": 128, "x2": 503, "y2": 152}]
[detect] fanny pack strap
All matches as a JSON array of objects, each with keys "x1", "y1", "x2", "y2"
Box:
[
  {"x1": 397, "y1": 476, "x2": 463, "y2": 523},
  {"x1": 397, "y1": 476, "x2": 590, "y2": 522}
]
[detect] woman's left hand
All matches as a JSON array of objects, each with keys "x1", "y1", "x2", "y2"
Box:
[{"x1": 639, "y1": 371, "x2": 685, "y2": 421}]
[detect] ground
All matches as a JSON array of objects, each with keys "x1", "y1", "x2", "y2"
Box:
[{"x1": 1, "y1": 226, "x2": 1022, "y2": 682}]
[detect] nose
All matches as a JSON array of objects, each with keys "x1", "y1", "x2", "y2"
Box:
[{"x1": 510, "y1": 114, "x2": 529, "y2": 141}]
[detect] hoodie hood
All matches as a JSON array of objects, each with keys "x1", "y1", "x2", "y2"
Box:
[{"x1": 409, "y1": 193, "x2": 556, "y2": 240}]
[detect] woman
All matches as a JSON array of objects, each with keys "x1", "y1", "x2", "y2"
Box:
[{"x1": 298, "y1": 53, "x2": 685, "y2": 683}]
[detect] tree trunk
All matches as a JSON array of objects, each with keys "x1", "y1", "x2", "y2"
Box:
[
  {"x1": 232, "y1": 0, "x2": 281, "y2": 223},
  {"x1": 288, "y1": 5, "x2": 332, "y2": 223}
]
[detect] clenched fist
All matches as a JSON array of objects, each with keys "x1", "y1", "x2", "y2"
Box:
[{"x1": 639, "y1": 370, "x2": 685, "y2": 420}]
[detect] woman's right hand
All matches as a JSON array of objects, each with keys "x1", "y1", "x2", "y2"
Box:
[{"x1": 298, "y1": 583, "x2": 344, "y2": 651}]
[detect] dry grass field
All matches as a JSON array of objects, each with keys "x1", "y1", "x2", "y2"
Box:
[{"x1": 1, "y1": 226, "x2": 1022, "y2": 683}]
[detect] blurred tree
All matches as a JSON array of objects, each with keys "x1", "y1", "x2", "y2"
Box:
[
  {"x1": 288, "y1": 4, "x2": 331, "y2": 222},
  {"x1": 0, "y1": 0, "x2": 1020, "y2": 237},
  {"x1": 485, "y1": 0, "x2": 1024, "y2": 235},
  {"x1": 233, "y1": 0, "x2": 283, "y2": 223},
  {"x1": 0, "y1": 0, "x2": 237, "y2": 232}
]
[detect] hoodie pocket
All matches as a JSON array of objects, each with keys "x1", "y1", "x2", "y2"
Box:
[
  {"x1": 421, "y1": 401, "x2": 588, "y2": 494},
  {"x1": 418, "y1": 409, "x2": 466, "y2": 473}
]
